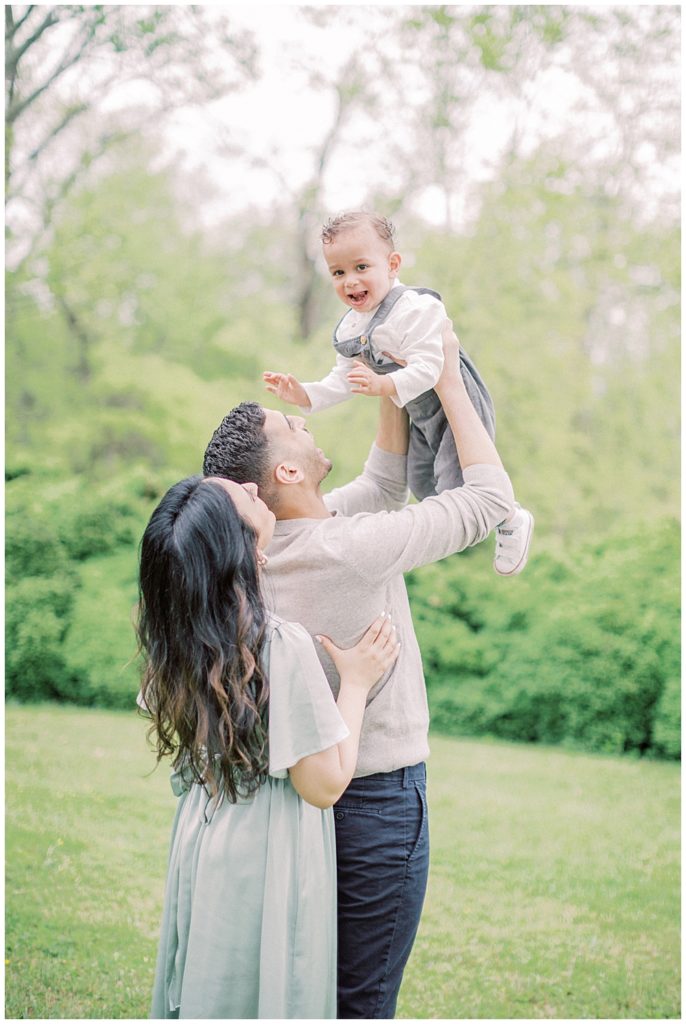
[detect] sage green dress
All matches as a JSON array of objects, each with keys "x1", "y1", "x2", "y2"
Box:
[{"x1": 150, "y1": 617, "x2": 348, "y2": 1019}]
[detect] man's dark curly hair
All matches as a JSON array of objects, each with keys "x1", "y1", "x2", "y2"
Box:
[{"x1": 203, "y1": 402, "x2": 273, "y2": 496}]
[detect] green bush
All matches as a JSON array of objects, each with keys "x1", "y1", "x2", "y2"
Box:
[
  {"x1": 5, "y1": 468, "x2": 163, "y2": 704},
  {"x1": 5, "y1": 508, "x2": 70, "y2": 579},
  {"x1": 61, "y1": 549, "x2": 141, "y2": 710},
  {"x1": 651, "y1": 674, "x2": 681, "y2": 759},
  {"x1": 6, "y1": 456, "x2": 679, "y2": 761},
  {"x1": 5, "y1": 575, "x2": 83, "y2": 701},
  {"x1": 409, "y1": 519, "x2": 680, "y2": 759},
  {"x1": 6, "y1": 464, "x2": 167, "y2": 568}
]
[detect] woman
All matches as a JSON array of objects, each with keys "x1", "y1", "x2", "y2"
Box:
[{"x1": 138, "y1": 473, "x2": 399, "y2": 1019}]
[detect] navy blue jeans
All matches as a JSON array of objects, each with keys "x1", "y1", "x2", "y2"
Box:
[{"x1": 334, "y1": 763, "x2": 429, "y2": 1018}]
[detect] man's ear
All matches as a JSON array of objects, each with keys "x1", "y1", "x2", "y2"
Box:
[
  {"x1": 274, "y1": 460, "x2": 304, "y2": 485},
  {"x1": 388, "y1": 250, "x2": 402, "y2": 276}
]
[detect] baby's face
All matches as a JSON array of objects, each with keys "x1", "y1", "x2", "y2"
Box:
[{"x1": 323, "y1": 225, "x2": 401, "y2": 314}]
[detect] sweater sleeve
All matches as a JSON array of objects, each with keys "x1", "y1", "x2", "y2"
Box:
[
  {"x1": 301, "y1": 354, "x2": 355, "y2": 414},
  {"x1": 324, "y1": 444, "x2": 409, "y2": 516},
  {"x1": 332, "y1": 464, "x2": 514, "y2": 583},
  {"x1": 372, "y1": 292, "x2": 446, "y2": 407}
]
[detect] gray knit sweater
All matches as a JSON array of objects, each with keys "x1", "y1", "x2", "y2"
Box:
[{"x1": 263, "y1": 445, "x2": 514, "y2": 777}]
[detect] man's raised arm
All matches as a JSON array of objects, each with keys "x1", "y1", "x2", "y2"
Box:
[
  {"x1": 324, "y1": 397, "x2": 410, "y2": 517},
  {"x1": 435, "y1": 321, "x2": 502, "y2": 471},
  {"x1": 375, "y1": 395, "x2": 410, "y2": 455}
]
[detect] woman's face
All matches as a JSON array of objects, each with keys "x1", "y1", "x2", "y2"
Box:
[{"x1": 207, "y1": 478, "x2": 276, "y2": 551}]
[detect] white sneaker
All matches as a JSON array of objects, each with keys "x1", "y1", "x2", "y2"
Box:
[{"x1": 494, "y1": 505, "x2": 534, "y2": 576}]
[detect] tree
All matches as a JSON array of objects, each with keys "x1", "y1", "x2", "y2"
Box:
[
  {"x1": 219, "y1": 44, "x2": 386, "y2": 340},
  {"x1": 390, "y1": 5, "x2": 679, "y2": 230},
  {"x1": 5, "y1": 4, "x2": 257, "y2": 270}
]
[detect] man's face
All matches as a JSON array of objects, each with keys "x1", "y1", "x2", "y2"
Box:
[
  {"x1": 262, "y1": 409, "x2": 332, "y2": 489},
  {"x1": 323, "y1": 224, "x2": 401, "y2": 314}
]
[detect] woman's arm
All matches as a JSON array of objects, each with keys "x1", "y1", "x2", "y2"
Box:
[{"x1": 288, "y1": 614, "x2": 399, "y2": 808}]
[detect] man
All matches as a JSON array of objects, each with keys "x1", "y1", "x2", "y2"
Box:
[{"x1": 203, "y1": 323, "x2": 514, "y2": 1018}]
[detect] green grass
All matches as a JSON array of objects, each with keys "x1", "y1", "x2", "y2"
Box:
[{"x1": 5, "y1": 706, "x2": 680, "y2": 1019}]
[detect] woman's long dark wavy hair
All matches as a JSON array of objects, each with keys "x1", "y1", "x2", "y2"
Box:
[{"x1": 137, "y1": 475, "x2": 269, "y2": 802}]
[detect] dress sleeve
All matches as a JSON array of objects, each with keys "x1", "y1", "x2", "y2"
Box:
[{"x1": 267, "y1": 618, "x2": 349, "y2": 778}]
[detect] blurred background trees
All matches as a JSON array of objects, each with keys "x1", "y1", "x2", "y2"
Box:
[{"x1": 5, "y1": 4, "x2": 680, "y2": 758}]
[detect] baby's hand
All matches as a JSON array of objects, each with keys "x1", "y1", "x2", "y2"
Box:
[
  {"x1": 263, "y1": 371, "x2": 311, "y2": 409},
  {"x1": 347, "y1": 361, "x2": 397, "y2": 398},
  {"x1": 317, "y1": 613, "x2": 400, "y2": 693}
]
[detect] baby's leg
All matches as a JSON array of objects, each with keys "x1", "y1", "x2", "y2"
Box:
[
  {"x1": 407, "y1": 352, "x2": 496, "y2": 498},
  {"x1": 407, "y1": 424, "x2": 437, "y2": 500},
  {"x1": 433, "y1": 426, "x2": 464, "y2": 493}
]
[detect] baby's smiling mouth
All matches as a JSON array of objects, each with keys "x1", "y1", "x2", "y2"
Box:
[{"x1": 348, "y1": 290, "x2": 368, "y2": 305}]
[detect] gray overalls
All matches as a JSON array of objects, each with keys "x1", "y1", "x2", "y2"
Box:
[{"x1": 333, "y1": 286, "x2": 496, "y2": 499}]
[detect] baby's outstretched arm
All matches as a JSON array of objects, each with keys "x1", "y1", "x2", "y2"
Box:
[{"x1": 263, "y1": 371, "x2": 312, "y2": 410}]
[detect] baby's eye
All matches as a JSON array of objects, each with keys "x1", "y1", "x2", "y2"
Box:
[
  {"x1": 356, "y1": 263, "x2": 370, "y2": 271},
  {"x1": 331, "y1": 269, "x2": 344, "y2": 277}
]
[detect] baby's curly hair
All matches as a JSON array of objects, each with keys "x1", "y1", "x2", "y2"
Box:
[{"x1": 321, "y1": 210, "x2": 396, "y2": 249}]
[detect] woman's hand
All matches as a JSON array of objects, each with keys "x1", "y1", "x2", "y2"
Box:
[
  {"x1": 317, "y1": 613, "x2": 400, "y2": 692},
  {"x1": 290, "y1": 615, "x2": 400, "y2": 808},
  {"x1": 263, "y1": 370, "x2": 311, "y2": 409},
  {"x1": 434, "y1": 319, "x2": 463, "y2": 398}
]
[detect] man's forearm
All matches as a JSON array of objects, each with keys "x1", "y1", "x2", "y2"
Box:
[
  {"x1": 375, "y1": 396, "x2": 409, "y2": 455},
  {"x1": 437, "y1": 377, "x2": 503, "y2": 469}
]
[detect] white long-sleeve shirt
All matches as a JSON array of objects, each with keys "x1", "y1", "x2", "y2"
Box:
[{"x1": 302, "y1": 282, "x2": 447, "y2": 413}]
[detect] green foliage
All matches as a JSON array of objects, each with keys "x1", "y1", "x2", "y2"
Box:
[
  {"x1": 61, "y1": 550, "x2": 142, "y2": 709},
  {"x1": 408, "y1": 520, "x2": 680, "y2": 758},
  {"x1": 4, "y1": 143, "x2": 679, "y2": 763},
  {"x1": 651, "y1": 675, "x2": 681, "y2": 760},
  {"x1": 5, "y1": 467, "x2": 166, "y2": 705},
  {"x1": 5, "y1": 575, "x2": 82, "y2": 701}
]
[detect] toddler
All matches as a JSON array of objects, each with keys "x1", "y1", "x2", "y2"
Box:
[{"x1": 263, "y1": 210, "x2": 533, "y2": 575}]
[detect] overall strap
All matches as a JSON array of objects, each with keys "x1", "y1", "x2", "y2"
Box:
[{"x1": 332, "y1": 285, "x2": 443, "y2": 359}]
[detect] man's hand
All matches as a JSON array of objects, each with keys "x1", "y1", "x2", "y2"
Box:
[
  {"x1": 434, "y1": 320, "x2": 463, "y2": 398},
  {"x1": 263, "y1": 371, "x2": 311, "y2": 409},
  {"x1": 347, "y1": 361, "x2": 397, "y2": 398}
]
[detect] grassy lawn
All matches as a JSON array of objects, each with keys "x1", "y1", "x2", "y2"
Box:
[{"x1": 5, "y1": 705, "x2": 680, "y2": 1019}]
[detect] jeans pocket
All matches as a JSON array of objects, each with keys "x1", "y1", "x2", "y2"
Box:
[{"x1": 407, "y1": 781, "x2": 428, "y2": 863}]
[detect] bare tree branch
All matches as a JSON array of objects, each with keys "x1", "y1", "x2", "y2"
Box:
[
  {"x1": 6, "y1": 22, "x2": 99, "y2": 124},
  {"x1": 5, "y1": 8, "x2": 59, "y2": 75},
  {"x1": 5, "y1": 5, "x2": 36, "y2": 40},
  {"x1": 25, "y1": 102, "x2": 88, "y2": 165},
  {"x1": 10, "y1": 126, "x2": 129, "y2": 275}
]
